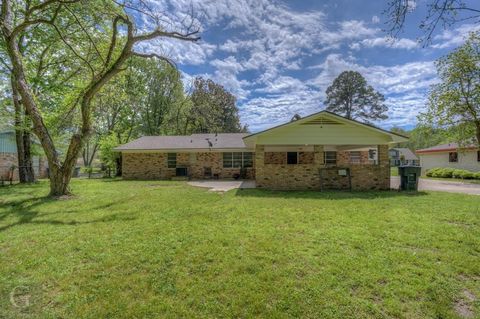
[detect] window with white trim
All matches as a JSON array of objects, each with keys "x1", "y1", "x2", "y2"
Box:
[
  {"x1": 449, "y1": 152, "x2": 458, "y2": 163},
  {"x1": 349, "y1": 151, "x2": 361, "y2": 164},
  {"x1": 223, "y1": 152, "x2": 253, "y2": 168},
  {"x1": 324, "y1": 151, "x2": 337, "y2": 165}
]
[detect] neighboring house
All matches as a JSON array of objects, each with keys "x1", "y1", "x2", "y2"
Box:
[
  {"x1": 389, "y1": 148, "x2": 419, "y2": 166},
  {"x1": 0, "y1": 131, "x2": 47, "y2": 181},
  {"x1": 416, "y1": 143, "x2": 480, "y2": 174},
  {"x1": 115, "y1": 111, "x2": 408, "y2": 190}
]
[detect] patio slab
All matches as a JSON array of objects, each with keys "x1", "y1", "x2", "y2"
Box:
[{"x1": 188, "y1": 180, "x2": 256, "y2": 192}]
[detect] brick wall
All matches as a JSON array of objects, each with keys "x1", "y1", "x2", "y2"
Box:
[
  {"x1": 0, "y1": 154, "x2": 48, "y2": 181},
  {"x1": 122, "y1": 152, "x2": 255, "y2": 180},
  {"x1": 255, "y1": 144, "x2": 390, "y2": 191},
  {"x1": 0, "y1": 153, "x2": 19, "y2": 181}
]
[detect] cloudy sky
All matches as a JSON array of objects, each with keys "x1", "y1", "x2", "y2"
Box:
[{"x1": 136, "y1": 0, "x2": 479, "y2": 132}]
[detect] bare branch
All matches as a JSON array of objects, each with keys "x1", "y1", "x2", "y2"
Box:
[
  {"x1": 131, "y1": 51, "x2": 177, "y2": 68},
  {"x1": 133, "y1": 29, "x2": 200, "y2": 43}
]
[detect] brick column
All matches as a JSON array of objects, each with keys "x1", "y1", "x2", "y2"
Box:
[
  {"x1": 377, "y1": 144, "x2": 390, "y2": 189},
  {"x1": 254, "y1": 145, "x2": 265, "y2": 187},
  {"x1": 314, "y1": 145, "x2": 324, "y2": 165}
]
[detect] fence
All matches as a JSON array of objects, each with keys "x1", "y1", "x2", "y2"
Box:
[{"x1": 0, "y1": 165, "x2": 41, "y2": 185}]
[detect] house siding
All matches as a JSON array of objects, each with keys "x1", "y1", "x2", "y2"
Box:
[
  {"x1": 419, "y1": 150, "x2": 480, "y2": 174},
  {"x1": 255, "y1": 145, "x2": 390, "y2": 191},
  {"x1": 122, "y1": 152, "x2": 255, "y2": 180}
]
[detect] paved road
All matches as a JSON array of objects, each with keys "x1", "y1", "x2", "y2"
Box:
[{"x1": 391, "y1": 177, "x2": 480, "y2": 195}]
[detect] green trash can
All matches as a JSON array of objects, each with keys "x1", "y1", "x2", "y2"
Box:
[{"x1": 398, "y1": 165, "x2": 421, "y2": 191}]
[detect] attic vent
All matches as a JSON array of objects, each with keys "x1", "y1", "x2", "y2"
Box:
[{"x1": 301, "y1": 117, "x2": 343, "y2": 125}]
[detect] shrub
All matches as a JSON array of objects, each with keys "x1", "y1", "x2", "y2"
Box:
[
  {"x1": 426, "y1": 168, "x2": 442, "y2": 177},
  {"x1": 436, "y1": 168, "x2": 455, "y2": 178},
  {"x1": 460, "y1": 171, "x2": 475, "y2": 179},
  {"x1": 452, "y1": 169, "x2": 466, "y2": 179},
  {"x1": 426, "y1": 167, "x2": 479, "y2": 179}
]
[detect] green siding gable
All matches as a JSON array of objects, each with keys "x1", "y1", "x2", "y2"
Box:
[{"x1": 244, "y1": 112, "x2": 408, "y2": 146}]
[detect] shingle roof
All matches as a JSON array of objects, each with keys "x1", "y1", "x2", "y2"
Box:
[
  {"x1": 392, "y1": 148, "x2": 418, "y2": 160},
  {"x1": 416, "y1": 143, "x2": 478, "y2": 153},
  {"x1": 115, "y1": 133, "x2": 250, "y2": 151}
]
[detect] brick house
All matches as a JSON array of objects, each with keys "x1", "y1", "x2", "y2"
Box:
[
  {"x1": 0, "y1": 131, "x2": 48, "y2": 181},
  {"x1": 115, "y1": 111, "x2": 408, "y2": 190}
]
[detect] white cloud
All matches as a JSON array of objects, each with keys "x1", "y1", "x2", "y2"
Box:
[
  {"x1": 353, "y1": 37, "x2": 419, "y2": 50},
  {"x1": 135, "y1": 40, "x2": 217, "y2": 65},
  {"x1": 431, "y1": 24, "x2": 480, "y2": 49},
  {"x1": 371, "y1": 15, "x2": 380, "y2": 24}
]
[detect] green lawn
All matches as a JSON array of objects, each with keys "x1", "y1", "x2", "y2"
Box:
[{"x1": 0, "y1": 180, "x2": 479, "y2": 318}]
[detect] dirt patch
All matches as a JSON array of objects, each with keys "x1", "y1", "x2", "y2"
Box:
[
  {"x1": 454, "y1": 289, "x2": 476, "y2": 318},
  {"x1": 55, "y1": 194, "x2": 76, "y2": 201}
]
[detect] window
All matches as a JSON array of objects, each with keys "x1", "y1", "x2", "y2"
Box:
[
  {"x1": 243, "y1": 152, "x2": 253, "y2": 168},
  {"x1": 223, "y1": 152, "x2": 253, "y2": 168},
  {"x1": 349, "y1": 151, "x2": 361, "y2": 164},
  {"x1": 287, "y1": 152, "x2": 298, "y2": 164},
  {"x1": 167, "y1": 153, "x2": 177, "y2": 168},
  {"x1": 449, "y1": 152, "x2": 458, "y2": 163},
  {"x1": 324, "y1": 151, "x2": 337, "y2": 165},
  {"x1": 233, "y1": 152, "x2": 243, "y2": 168},
  {"x1": 223, "y1": 152, "x2": 233, "y2": 168}
]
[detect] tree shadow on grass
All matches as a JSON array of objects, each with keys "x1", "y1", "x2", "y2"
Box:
[
  {"x1": 233, "y1": 188, "x2": 429, "y2": 200},
  {"x1": 0, "y1": 196, "x2": 136, "y2": 233}
]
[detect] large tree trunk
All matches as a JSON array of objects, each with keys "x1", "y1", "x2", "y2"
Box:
[
  {"x1": 12, "y1": 75, "x2": 35, "y2": 183},
  {"x1": 48, "y1": 166, "x2": 73, "y2": 196}
]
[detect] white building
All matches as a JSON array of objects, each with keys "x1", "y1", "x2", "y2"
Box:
[{"x1": 416, "y1": 143, "x2": 480, "y2": 174}]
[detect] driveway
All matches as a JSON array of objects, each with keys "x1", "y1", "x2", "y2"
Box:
[
  {"x1": 190, "y1": 178, "x2": 480, "y2": 195},
  {"x1": 391, "y1": 176, "x2": 480, "y2": 195},
  {"x1": 188, "y1": 180, "x2": 256, "y2": 192}
]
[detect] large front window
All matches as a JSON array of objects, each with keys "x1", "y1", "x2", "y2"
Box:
[{"x1": 223, "y1": 152, "x2": 253, "y2": 168}]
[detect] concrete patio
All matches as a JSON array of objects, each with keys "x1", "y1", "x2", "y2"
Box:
[{"x1": 188, "y1": 180, "x2": 256, "y2": 192}]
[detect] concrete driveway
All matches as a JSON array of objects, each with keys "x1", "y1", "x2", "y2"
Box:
[
  {"x1": 188, "y1": 180, "x2": 256, "y2": 192},
  {"x1": 391, "y1": 176, "x2": 480, "y2": 195},
  {"x1": 189, "y1": 178, "x2": 480, "y2": 195}
]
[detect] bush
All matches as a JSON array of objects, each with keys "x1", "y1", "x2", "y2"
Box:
[
  {"x1": 430, "y1": 168, "x2": 455, "y2": 178},
  {"x1": 426, "y1": 167, "x2": 479, "y2": 179}
]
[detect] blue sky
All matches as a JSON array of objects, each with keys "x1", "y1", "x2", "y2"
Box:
[{"x1": 137, "y1": 0, "x2": 479, "y2": 132}]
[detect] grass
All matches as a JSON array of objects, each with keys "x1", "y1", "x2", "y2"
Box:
[
  {"x1": 390, "y1": 166, "x2": 399, "y2": 176},
  {"x1": 0, "y1": 179, "x2": 479, "y2": 318}
]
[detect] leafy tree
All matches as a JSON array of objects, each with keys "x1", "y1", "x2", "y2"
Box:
[
  {"x1": 385, "y1": 0, "x2": 480, "y2": 44},
  {"x1": 324, "y1": 71, "x2": 388, "y2": 122},
  {"x1": 0, "y1": 0, "x2": 199, "y2": 196},
  {"x1": 136, "y1": 58, "x2": 187, "y2": 135},
  {"x1": 422, "y1": 32, "x2": 480, "y2": 147},
  {"x1": 98, "y1": 133, "x2": 119, "y2": 177},
  {"x1": 189, "y1": 77, "x2": 246, "y2": 133}
]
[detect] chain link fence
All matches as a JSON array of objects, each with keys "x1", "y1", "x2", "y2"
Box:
[{"x1": 0, "y1": 165, "x2": 45, "y2": 185}]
